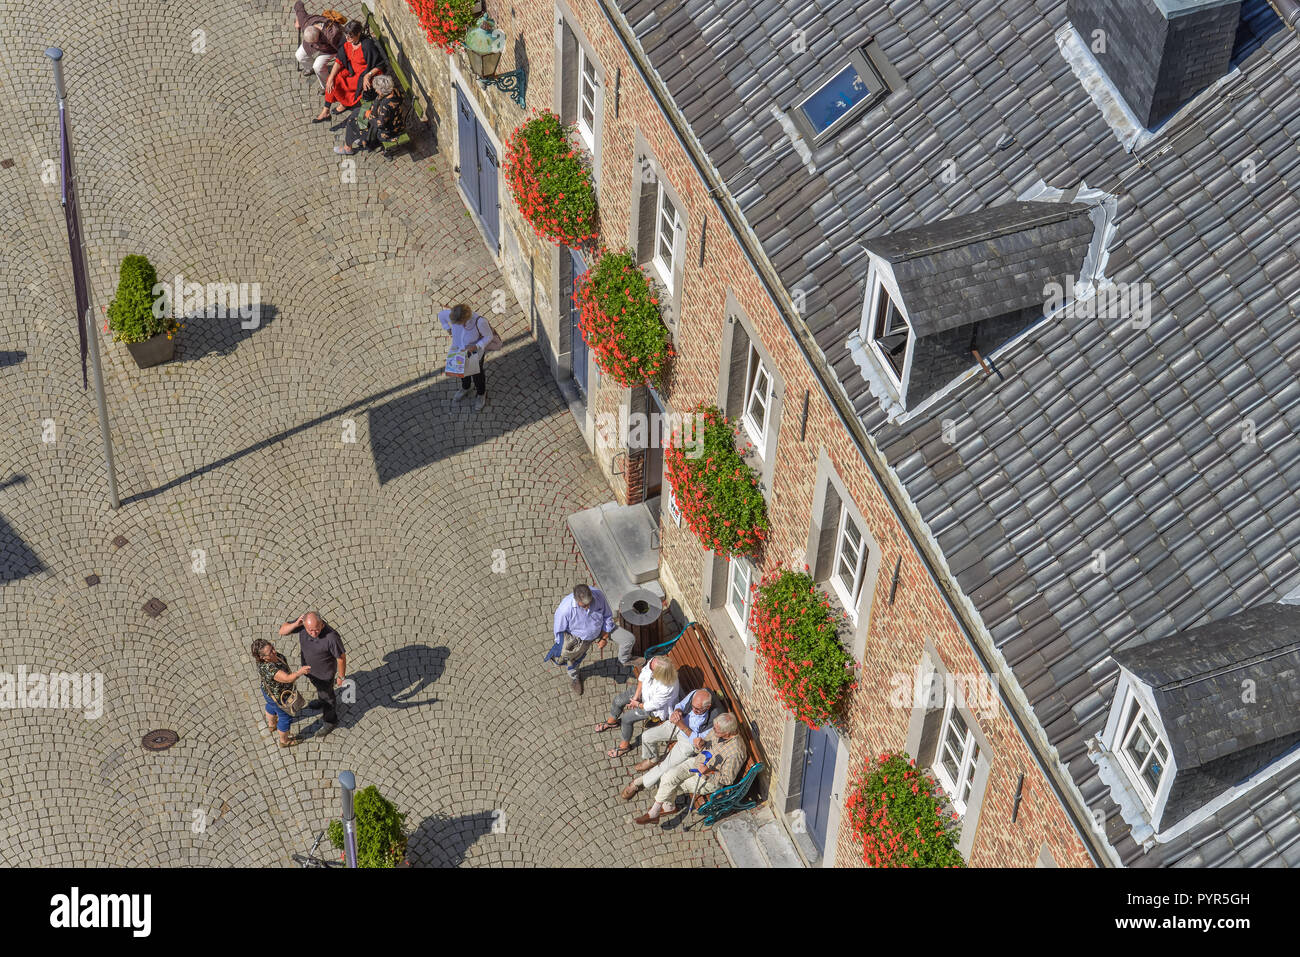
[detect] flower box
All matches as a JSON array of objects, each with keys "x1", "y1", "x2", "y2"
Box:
[
  {"x1": 845, "y1": 752, "x2": 966, "y2": 868},
  {"x1": 575, "y1": 248, "x2": 673, "y2": 387},
  {"x1": 405, "y1": 0, "x2": 478, "y2": 52},
  {"x1": 504, "y1": 111, "x2": 599, "y2": 248}
]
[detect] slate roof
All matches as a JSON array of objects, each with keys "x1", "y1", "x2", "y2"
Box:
[
  {"x1": 614, "y1": 0, "x2": 1300, "y2": 866},
  {"x1": 861, "y1": 200, "x2": 1095, "y2": 337},
  {"x1": 1114, "y1": 603, "x2": 1300, "y2": 828}
]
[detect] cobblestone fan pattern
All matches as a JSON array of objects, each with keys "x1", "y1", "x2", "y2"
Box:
[{"x1": 0, "y1": 1, "x2": 727, "y2": 867}]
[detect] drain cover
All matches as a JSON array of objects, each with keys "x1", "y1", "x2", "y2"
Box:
[
  {"x1": 112, "y1": 535, "x2": 128, "y2": 547},
  {"x1": 142, "y1": 729, "x2": 178, "y2": 751},
  {"x1": 0, "y1": 159, "x2": 13, "y2": 169},
  {"x1": 84, "y1": 574, "x2": 100, "y2": 586},
  {"x1": 143, "y1": 597, "x2": 167, "y2": 617}
]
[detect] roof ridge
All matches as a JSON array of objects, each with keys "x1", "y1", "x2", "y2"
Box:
[
  {"x1": 1152, "y1": 640, "x2": 1300, "y2": 691},
  {"x1": 881, "y1": 202, "x2": 1094, "y2": 263}
]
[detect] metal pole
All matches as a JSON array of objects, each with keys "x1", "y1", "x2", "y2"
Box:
[
  {"x1": 338, "y1": 770, "x2": 358, "y2": 868},
  {"x1": 46, "y1": 47, "x2": 119, "y2": 510}
]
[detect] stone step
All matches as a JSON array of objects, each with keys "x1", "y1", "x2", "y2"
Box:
[
  {"x1": 600, "y1": 501, "x2": 660, "y2": 584},
  {"x1": 715, "y1": 815, "x2": 766, "y2": 868},
  {"x1": 714, "y1": 806, "x2": 806, "y2": 869},
  {"x1": 567, "y1": 503, "x2": 666, "y2": 611}
]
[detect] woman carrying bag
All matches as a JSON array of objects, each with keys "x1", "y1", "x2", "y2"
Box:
[
  {"x1": 252, "y1": 638, "x2": 310, "y2": 748},
  {"x1": 439, "y1": 302, "x2": 502, "y2": 412}
]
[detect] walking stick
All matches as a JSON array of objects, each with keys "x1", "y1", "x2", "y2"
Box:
[{"x1": 681, "y1": 749, "x2": 713, "y2": 833}]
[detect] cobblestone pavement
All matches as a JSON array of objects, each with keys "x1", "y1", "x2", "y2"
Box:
[{"x1": 0, "y1": 2, "x2": 728, "y2": 867}]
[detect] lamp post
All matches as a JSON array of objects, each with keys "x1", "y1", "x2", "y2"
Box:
[
  {"x1": 338, "y1": 770, "x2": 358, "y2": 868},
  {"x1": 464, "y1": 17, "x2": 526, "y2": 108}
]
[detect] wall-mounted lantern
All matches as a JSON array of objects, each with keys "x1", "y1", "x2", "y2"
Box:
[{"x1": 464, "y1": 17, "x2": 526, "y2": 108}]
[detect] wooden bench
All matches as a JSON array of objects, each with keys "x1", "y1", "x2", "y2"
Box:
[
  {"x1": 645, "y1": 622, "x2": 764, "y2": 826},
  {"x1": 360, "y1": 10, "x2": 424, "y2": 158}
]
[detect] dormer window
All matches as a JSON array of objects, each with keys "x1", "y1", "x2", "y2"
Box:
[
  {"x1": 1090, "y1": 603, "x2": 1300, "y2": 845},
  {"x1": 869, "y1": 282, "x2": 911, "y2": 386},
  {"x1": 847, "y1": 201, "x2": 1095, "y2": 415},
  {"x1": 1115, "y1": 688, "x2": 1170, "y2": 807}
]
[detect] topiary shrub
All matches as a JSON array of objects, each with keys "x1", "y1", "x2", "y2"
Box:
[
  {"x1": 328, "y1": 785, "x2": 408, "y2": 868},
  {"x1": 106, "y1": 255, "x2": 168, "y2": 344}
]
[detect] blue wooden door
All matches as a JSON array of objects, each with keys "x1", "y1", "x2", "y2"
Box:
[
  {"x1": 800, "y1": 725, "x2": 839, "y2": 854},
  {"x1": 568, "y1": 249, "x2": 588, "y2": 396},
  {"x1": 478, "y1": 136, "x2": 500, "y2": 251},
  {"x1": 455, "y1": 86, "x2": 480, "y2": 214}
]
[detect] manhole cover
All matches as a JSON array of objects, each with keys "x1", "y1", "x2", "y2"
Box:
[
  {"x1": 0, "y1": 159, "x2": 13, "y2": 169},
  {"x1": 112, "y1": 535, "x2": 128, "y2": 547},
  {"x1": 143, "y1": 597, "x2": 167, "y2": 617},
  {"x1": 84, "y1": 574, "x2": 100, "y2": 586},
  {"x1": 142, "y1": 729, "x2": 178, "y2": 751}
]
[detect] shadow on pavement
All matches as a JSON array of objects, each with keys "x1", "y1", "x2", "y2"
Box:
[
  {"x1": 334, "y1": 643, "x2": 448, "y2": 730},
  {"x1": 407, "y1": 810, "x2": 498, "y2": 867},
  {"x1": 369, "y1": 337, "x2": 566, "y2": 484},
  {"x1": 0, "y1": 350, "x2": 25, "y2": 369},
  {"x1": 0, "y1": 484, "x2": 44, "y2": 583},
  {"x1": 175, "y1": 303, "x2": 279, "y2": 362}
]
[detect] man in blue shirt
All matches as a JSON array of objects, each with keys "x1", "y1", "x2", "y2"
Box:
[
  {"x1": 548, "y1": 584, "x2": 616, "y2": 695},
  {"x1": 620, "y1": 688, "x2": 717, "y2": 801}
]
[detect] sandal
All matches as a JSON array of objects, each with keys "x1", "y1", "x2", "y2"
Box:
[
  {"x1": 606, "y1": 743, "x2": 632, "y2": 758},
  {"x1": 312, "y1": 110, "x2": 330, "y2": 123},
  {"x1": 277, "y1": 735, "x2": 299, "y2": 748},
  {"x1": 594, "y1": 719, "x2": 619, "y2": 733}
]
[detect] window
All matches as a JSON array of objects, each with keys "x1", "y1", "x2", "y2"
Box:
[
  {"x1": 1116, "y1": 691, "x2": 1170, "y2": 806},
  {"x1": 651, "y1": 181, "x2": 681, "y2": 293},
  {"x1": 829, "y1": 504, "x2": 867, "y2": 615},
  {"x1": 795, "y1": 50, "x2": 885, "y2": 141},
  {"x1": 741, "y1": 345, "x2": 773, "y2": 455},
  {"x1": 933, "y1": 698, "x2": 981, "y2": 814},
  {"x1": 576, "y1": 45, "x2": 598, "y2": 150},
  {"x1": 870, "y1": 283, "x2": 911, "y2": 385},
  {"x1": 726, "y1": 558, "x2": 753, "y2": 645}
]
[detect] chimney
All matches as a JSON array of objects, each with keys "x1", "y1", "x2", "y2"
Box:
[{"x1": 1066, "y1": 0, "x2": 1243, "y2": 128}]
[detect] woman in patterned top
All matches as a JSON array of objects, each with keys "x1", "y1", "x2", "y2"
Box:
[
  {"x1": 252, "y1": 638, "x2": 311, "y2": 748},
  {"x1": 336, "y1": 74, "x2": 405, "y2": 155}
]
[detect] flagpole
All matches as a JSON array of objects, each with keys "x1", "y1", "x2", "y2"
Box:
[{"x1": 47, "y1": 47, "x2": 119, "y2": 510}]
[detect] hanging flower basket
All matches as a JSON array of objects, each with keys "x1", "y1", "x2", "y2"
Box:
[
  {"x1": 575, "y1": 248, "x2": 673, "y2": 387},
  {"x1": 663, "y1": 406, "x2": 768, "y2": 558},
  {"x1": 844, "y1": 752, "x2": 966, "y2": 868},
  {"x1": 504, "y1": 111, "x2": 599, "y2": 248},
  {"x1": 405, "y1": 0, "x2": 478, "y2": 52},
  {"x1": 750, "y1": 568, "x2": 856, "y2": 728}
]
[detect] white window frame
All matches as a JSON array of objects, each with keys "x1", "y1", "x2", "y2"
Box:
[
  {"x1": 932, "y1": 696, "x2": 980, "y2": 816},
  {"x1": 740, "y1": 344, "x2": 774, "y2": 457},
  {"x1": 1114, "y1": 687, "x2": 1171, "y2": 808},
  {"x1": 725, "y1": 557, "x2": 754, "y2": 646},
  {"x1": 651, "y1": 180, "x2": 681, "y2": 295},
  {"x1": 575, "y1": 44, "x2": 598, "y2": 152},
  {"x1": 864, "y1": 272, "x2": 915, "y2": 396},
  {"x1": 829, "y1": 503, "x2": 867, "y2": 618}
]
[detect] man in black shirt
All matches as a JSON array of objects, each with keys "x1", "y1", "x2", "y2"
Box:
[{"x1": 278, "y1": 611, "x2": 347, "y2": 737}]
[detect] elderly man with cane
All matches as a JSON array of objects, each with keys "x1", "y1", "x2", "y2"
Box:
[
  {"x1": 620, "y1": 688, "x2": 716, "y2": 800},
  {"x1": 633, "y1": 713, "x2": 746, "y2": 824}
]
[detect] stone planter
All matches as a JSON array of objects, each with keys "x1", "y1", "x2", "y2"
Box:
[{"x1": 124, "y1": 331, "x2": 175, "y2": 368}]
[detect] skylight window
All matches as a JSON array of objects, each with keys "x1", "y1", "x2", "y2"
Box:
[{"x1": 793, "y1": 49, "x2": 885, "y2": 142}]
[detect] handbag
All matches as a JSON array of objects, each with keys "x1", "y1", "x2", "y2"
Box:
[
  {"x1": 475, "y1": 315, "x2": 503, "y2": 352},
  {"x1": 276, "y1": 685, "x2": 306, "y2": 716}
]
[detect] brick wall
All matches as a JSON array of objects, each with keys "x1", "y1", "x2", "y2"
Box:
[{"x1": 372, "y1": 0, "x2": 1097, "y2": 868}]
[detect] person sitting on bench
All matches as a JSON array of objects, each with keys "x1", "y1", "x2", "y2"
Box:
[
  {"x1": 633, "y1": 713, "x2": 746, "y2": 824},
  {"x1": 318, "y1": 20, "x2": 387, "y2": 122},
  {"x1": 294, "y1": 3, "x2": 345, "y2": 93},
  {"x1": 596, "y1": 655, "x2": 678, "y2": 758},
  {"x1": 337, "y1": 75, "x2": 405, "y2": 154},
  {"x1": 621, "y1": 688, "x2": 716, "y2": 801}
]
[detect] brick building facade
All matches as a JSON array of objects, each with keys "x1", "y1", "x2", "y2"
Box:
[{"x1": 365, "y1": 0, "x2": 1098, "y2": 867}]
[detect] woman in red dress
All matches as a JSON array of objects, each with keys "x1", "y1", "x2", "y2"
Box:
[{"x1": 316, "y1": 21, "x2": 388, "y2": 122}]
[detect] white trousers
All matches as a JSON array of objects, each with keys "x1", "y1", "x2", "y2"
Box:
[{"x1": 295, "y1": 46, "x2": 334, "y2": 88}]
